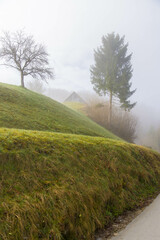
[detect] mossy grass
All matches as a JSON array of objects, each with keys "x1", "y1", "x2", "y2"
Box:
[
  {"x1": 0, "y1": 83, "x2": 119, "y2": 140},
  {"x1": 0, "y1": 128, "x2": 160, "y2": 239}
]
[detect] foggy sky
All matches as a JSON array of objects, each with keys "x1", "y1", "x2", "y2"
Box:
[{"x1": 0, "y1": 0, "x2": 160, "y2": 117}]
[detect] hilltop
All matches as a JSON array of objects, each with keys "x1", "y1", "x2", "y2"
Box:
[
  {"x1": 0, "y1": 83, "x2": 119, "y2": 140},
  {"x1": 0, "y1": 83, "x2": 118, "y2": 139}
]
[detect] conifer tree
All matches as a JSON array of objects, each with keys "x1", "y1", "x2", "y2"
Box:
[{"x1": 90, "y1": 33, "x2": 136, "y2": 125}]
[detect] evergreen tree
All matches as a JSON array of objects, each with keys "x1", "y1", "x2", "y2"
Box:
[{"x1": 90, "y1": 33, "x2": 136, "y2": 125}]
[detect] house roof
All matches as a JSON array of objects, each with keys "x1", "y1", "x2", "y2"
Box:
[{"x1": 64, "y1": 92, "x2": 86, "y2": 104}]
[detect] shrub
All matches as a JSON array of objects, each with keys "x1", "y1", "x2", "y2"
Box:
[{"x1": 86, "y1": 100, "x2": 137, "y2": 142}]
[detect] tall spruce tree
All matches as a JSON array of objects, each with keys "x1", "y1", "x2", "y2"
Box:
[{"x1": 90, "y1": 33, "x2": 136, "y2": 125}]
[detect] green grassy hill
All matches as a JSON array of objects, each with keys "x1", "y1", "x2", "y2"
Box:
[
  {"x1": 0, "y1": 128, "x2": 160, "y2": 239},
  {"x1": 0, "y1": 83, "x2": 119, "y2": 140},
  {"x1": 1, "y1": 83, "x2": 160, "y2": 239}
]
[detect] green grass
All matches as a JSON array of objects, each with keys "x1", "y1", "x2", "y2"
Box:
[
  {"x1": 0, "y1": 83, "x2": 119, "y2": 140},
  {"x1": 63, "y1": 101, "x2": 86, "y2": 113},
  {"x1": 0, "y1": 127, "x2": 160, "y2": 240}
]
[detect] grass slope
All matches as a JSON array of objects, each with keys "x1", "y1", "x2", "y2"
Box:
[
  {"x1": 0, "y1": 128, "x2": 160, "y2": 240},
  {"x1": 63, "y1": 101, "x2": 86, "y2": 113},
  {"x1": 0, "y1": 83, "x2": 118, "y2": 140}
]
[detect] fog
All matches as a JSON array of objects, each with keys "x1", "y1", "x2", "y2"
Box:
[{"x1": 0, "y1": 0, "x2": 160, "y2": 144}]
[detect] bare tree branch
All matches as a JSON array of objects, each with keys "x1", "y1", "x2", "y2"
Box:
[
  {"x1": 0, "y1": 63, "x2": 19, "y2": 70},
  {"x1": 0, "y1": 30, "x2": 54, "y2": 87}
]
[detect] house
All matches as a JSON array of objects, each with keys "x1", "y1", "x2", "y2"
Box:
[{"x1": 64, "y1": 92, "x2": 86, "y2": 104}]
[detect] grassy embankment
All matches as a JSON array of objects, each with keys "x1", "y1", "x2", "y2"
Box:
[
  {"x1": 0, "y1": 83, "x2": 160, "y2": 239},
  {"x1": 0, "y1": 83, "x2": 118, "y2": 140},
  {"x1": 0, "y1": 128, "x2": 160, "y2": 240}
]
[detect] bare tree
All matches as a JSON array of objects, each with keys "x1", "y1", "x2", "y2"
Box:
[{"x1": 0, "y1": 30, "x2": 54, "y2": 87}]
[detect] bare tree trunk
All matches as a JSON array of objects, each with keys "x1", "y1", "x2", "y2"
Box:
[
  {"x1": 21, "y1": 71, "x2": 25, "y2": 88},
  {"x1": 108, "y1": 91, "x2": 112, "y2": 127}
]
